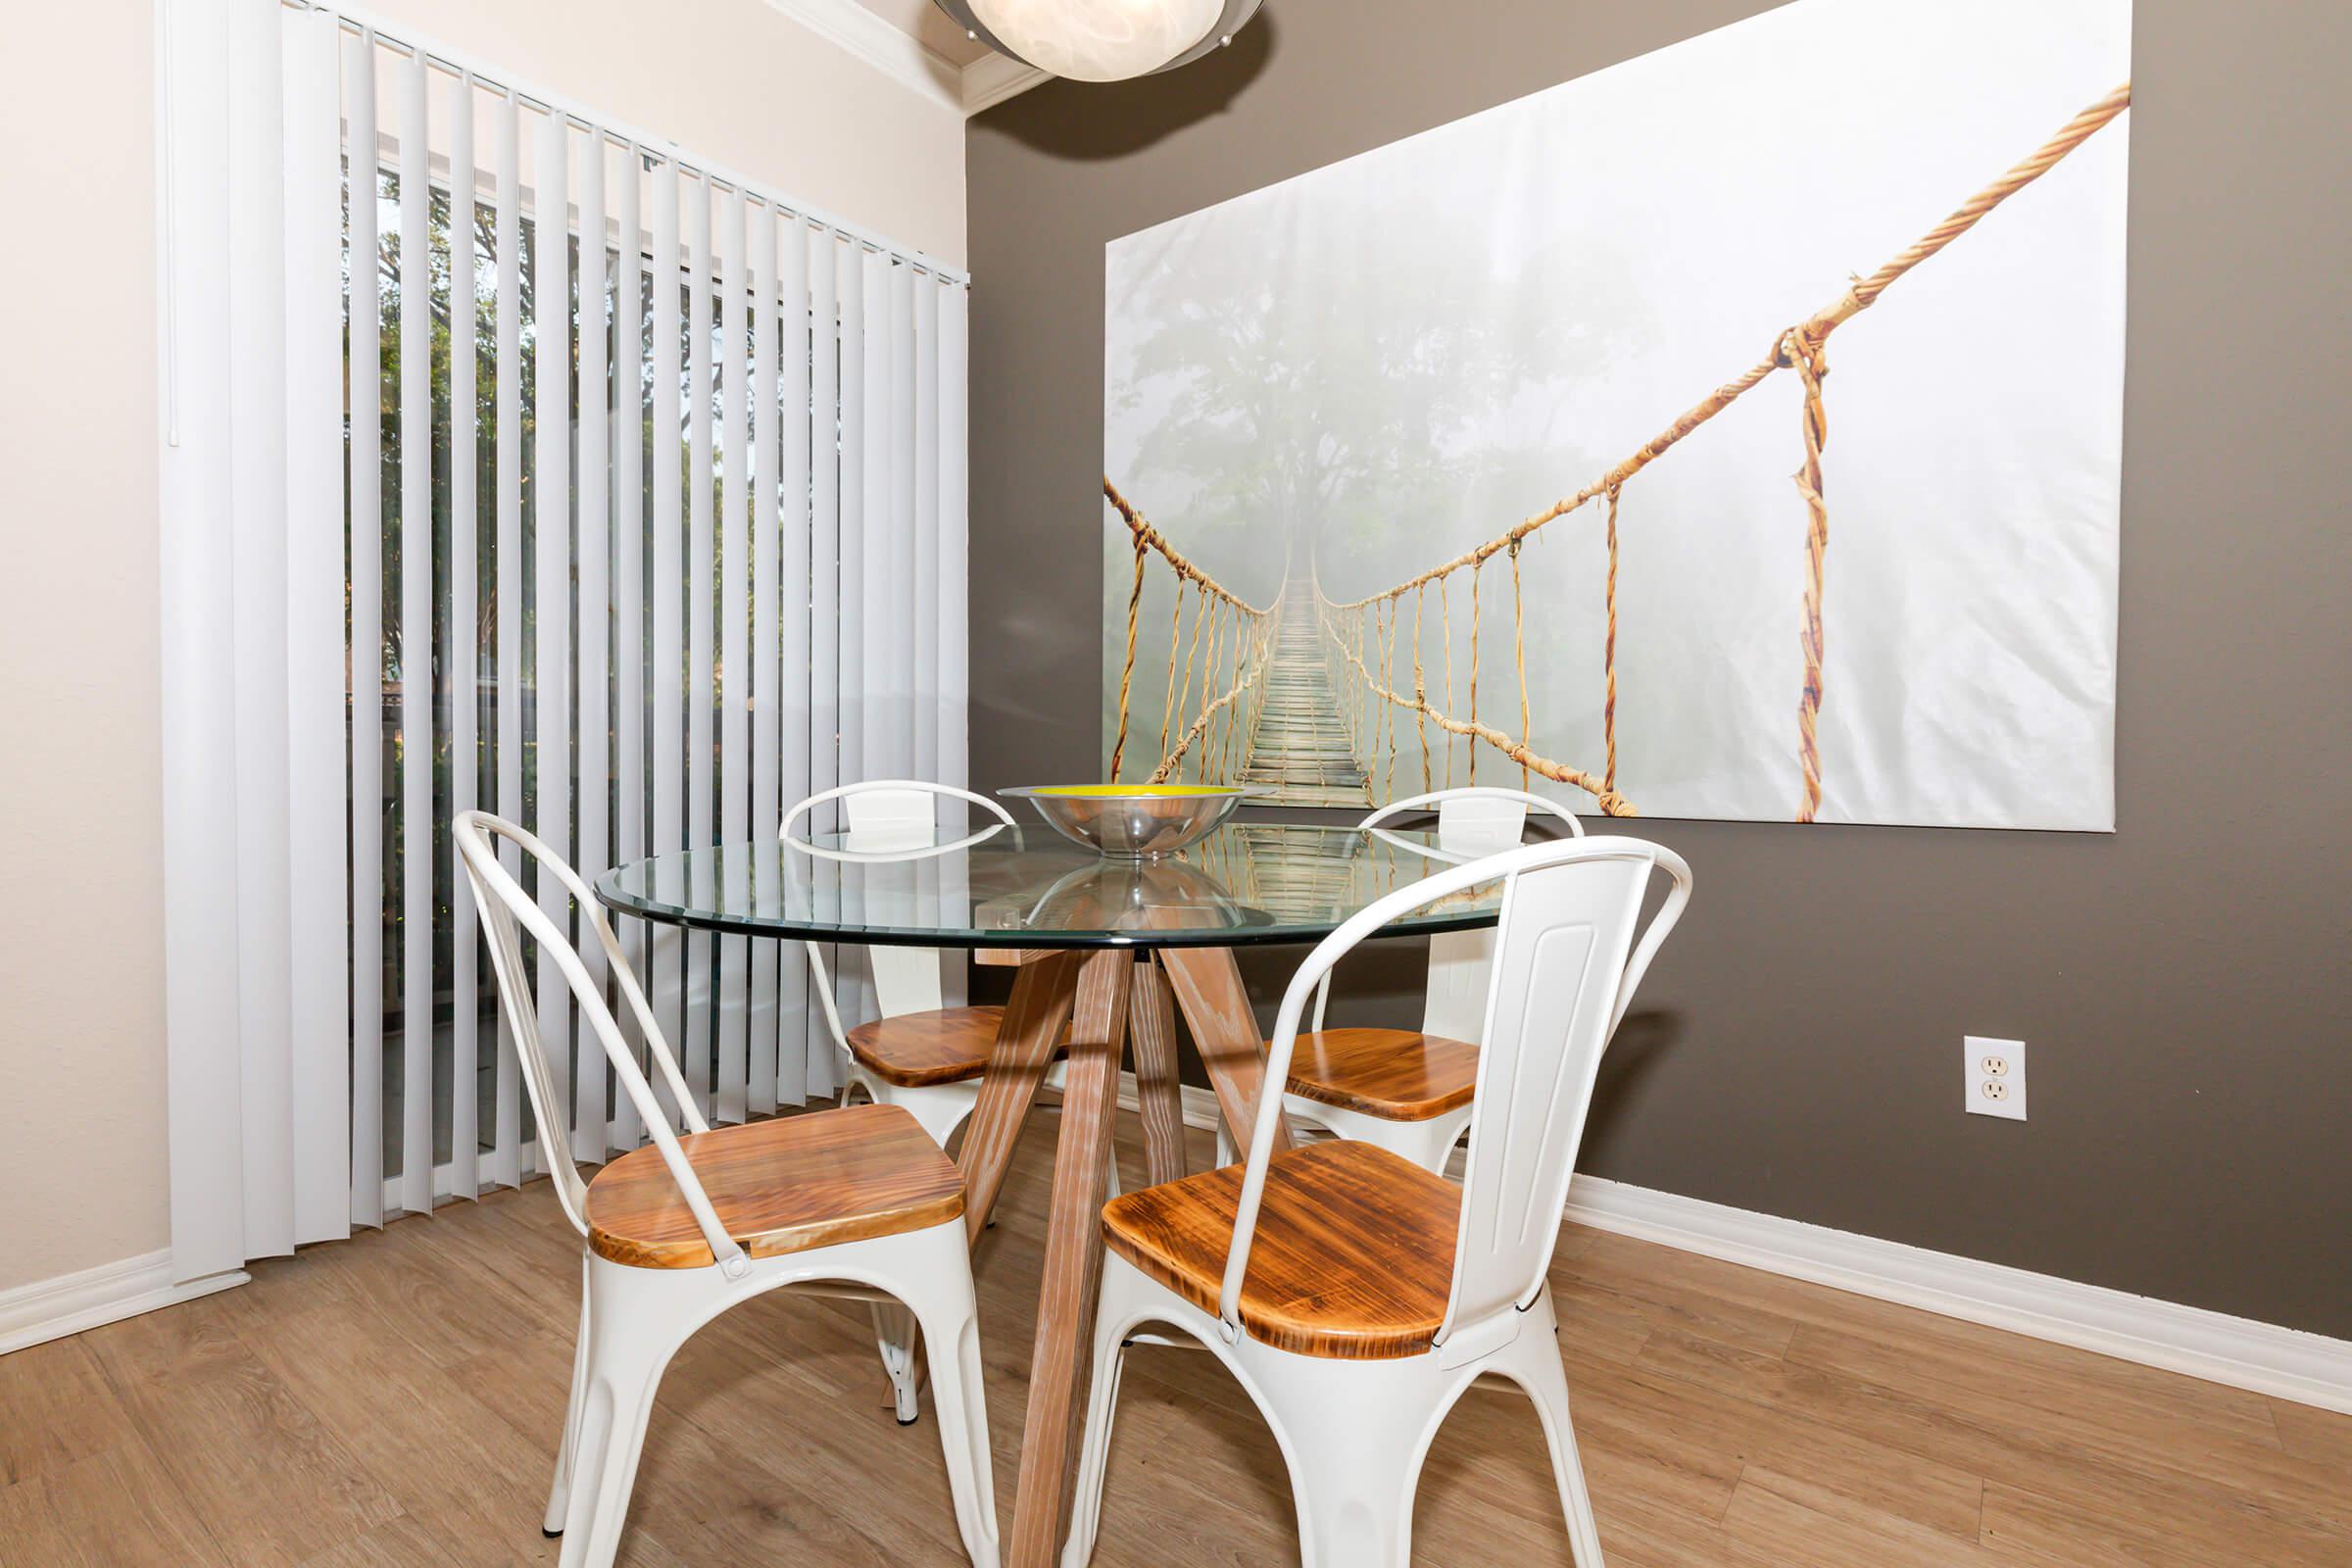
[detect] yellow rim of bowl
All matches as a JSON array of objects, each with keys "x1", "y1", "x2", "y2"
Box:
[{"x1": 1025, "y1": 784, "x2": 1242, "y2": 798}]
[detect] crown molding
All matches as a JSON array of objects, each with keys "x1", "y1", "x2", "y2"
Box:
[
  {"x1": 760, "y1": 0, "x2": 1050, "y2": 117},
  {"x1": 961, "y1": 49, "x2": 1054, "y2": 114}
]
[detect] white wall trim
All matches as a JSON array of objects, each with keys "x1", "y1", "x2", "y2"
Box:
[
  {"x1": 960, "y1": 49, "x2": 1053, "y2": 114},
  {"x1": 0, "y1": 1251, "x2": 248, "y2": 1358},
  {"x1": 1133, "y1": 1077, "x2": 2352, "y2": 1415},
  {"x1": 1561, "y1": 1176, "x2": 2352, "y2": 1417},
  {"x1": 760, "y1": 0, "x2": 1049, "y2": 116}
]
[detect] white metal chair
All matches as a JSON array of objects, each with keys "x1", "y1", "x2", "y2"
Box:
[
  {"x1": 453, "y1": 811, "x2": 1000, "y2": 1568},
  {"x1": 1069, "y1": 834, "x2": 1691, "y2": 1567},
  {"x1": 1272, "y1": 786, "x2": 1585, "y2": 1174},
  {"x1": 785, "y1": 778, "x2": 1109, "y2": 1420},
  {"x1": 786, "y1": 779, "x2": 1035, "y2": 1152}
]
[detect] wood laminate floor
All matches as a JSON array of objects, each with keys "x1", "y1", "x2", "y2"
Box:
[{"x1": 3, "y1": 1111, "x2": 2347, "y2": 1567}]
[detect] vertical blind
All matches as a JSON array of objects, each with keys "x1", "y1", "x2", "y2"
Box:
[{"x1": 157, "y1": 0, "x2": 970, "y2": 1280}]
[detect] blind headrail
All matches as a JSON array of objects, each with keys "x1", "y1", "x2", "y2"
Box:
[{"x1": 282, "y1": 0, "x2": 971, "y2": 285}]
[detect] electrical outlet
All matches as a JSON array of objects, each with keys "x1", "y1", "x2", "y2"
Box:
[{"x1": 1965, "y1": 1036, "x2": 2027, "y2": 1120}]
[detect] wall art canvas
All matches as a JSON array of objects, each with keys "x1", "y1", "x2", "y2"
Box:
[{"x1": 1101, "y1": 0, "x2": 2131, "y2": 827}]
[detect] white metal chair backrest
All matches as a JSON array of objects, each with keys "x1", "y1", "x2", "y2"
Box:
[
  {"x1": 453, "y1": 810, "x2": 751, "y2": 1278},
  {"x1": 782, "y1": 781, "x2": 1017, "y2": 1032},
  {"x1": 1351, "y1": 787, "x2": 1584, "y2": 1045},
  {"x1": 1220, "y1": 836, "x2": 1690, "y2": 1350}
]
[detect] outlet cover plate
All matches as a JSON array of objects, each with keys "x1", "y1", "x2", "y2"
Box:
[{"x1": 1965, "y1": 1036, "x2": 2028, "y2": 1120}]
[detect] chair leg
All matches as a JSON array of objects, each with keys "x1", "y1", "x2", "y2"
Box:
[
  {"x1": 1061, "y1": 1255, "x2": 1158, "y2": 1568},
  {"x1": 873, "y1": 1302, "x2": 925, "y2": 1424},
  {"x1": 1386, "y1": 1107, "x2": 1474, "y2": 1178},
  {"x1": 886, "y1": 1079, "x2": 981, "y2": 1153},
  {"x1": 907, "y1": 1229, "x2": 1002, "y2": 1568},
  {"x1": 557, "y1": 1260, "x2": 692, "y2": 1568},
  {"x1": 1285, "y1": 1096, "x2": 1474, "y2": 1178},
  {"x1": 544, "y1": 1255, "x2": 594, "y2": 1536},
  {"x1": 864, "y1": 1079, "x2": 980, "y2": 1423},
  {"x1": 1496, "y1": 1298, "x2": 1606, "y2": 1567},
  {"x1": 1245, "y1": 1348, "x2": 1459, "y2": 1568}
]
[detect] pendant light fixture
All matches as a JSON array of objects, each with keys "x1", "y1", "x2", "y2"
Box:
[{"x1": 932, "y1": 0, "x2": 1264, "y2": 83}]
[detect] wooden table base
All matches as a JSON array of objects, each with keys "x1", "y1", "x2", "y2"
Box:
[
  {"x1": 956, "y1": 952, "x2": 1081, "y2": 1242},
  {"x1": 956, "y1": 944, "x2": 1290, "y2": 1568}
]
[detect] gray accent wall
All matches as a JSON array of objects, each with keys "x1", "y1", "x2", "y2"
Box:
[{"x1": 965, "y1": 0, "x2": 2352, "y2": 1337}]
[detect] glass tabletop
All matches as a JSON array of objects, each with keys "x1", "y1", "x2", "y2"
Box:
[{"x1": 593, "y1": 821, "x2": 1503, "y2": 950}]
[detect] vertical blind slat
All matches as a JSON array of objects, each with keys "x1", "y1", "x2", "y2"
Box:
[
  {"x1": 442, "y1": 65, "x2": 480, "y2": 1201},
  {"x1": 611, "y1": 144, "x2": 648, "y2": 1151},
  {"x1": 805, "y1": 232, "x2": 842, "y2": 1097},
  {"x1": 396, "y1": 41, "x2": 433, "y2": 1219},
  {"x1": 858, "y1": 251, "x2": 902, "y2": 1016},
  {"x1": 834, "y1": 244, "x2": 870, "y2": 1034},
  {"x1": 913, "y1": 272, "x2": 941, "y2": 786},
  {"x1": 888, "y1": 260, "x2": 917, "y2": 777},
  {"x1": 159, "y1": 0, "x2": 243, "y2": 1281},
  {"x1": 230, "y1": 0, "x2": 295, "y2": 1255},
  {"x1": 530, "y1": 106, "x2": 573, "y2": 1169},
  {"x1": 685, "y1": 172, "x2": 716, "y2": 1120},
  {"x1": 774, "y1": 219, "x2": 812, "y2": 1104},
  {"x1": 910, "y1": 274, "x2": 947, "y2": 1004},
  {"x1": 648, "y1": 158, "x2": 687, "y2": 1119},
  {"x1": 283, "y1": 6, "x2": 352, "y2": 1238},
  {"x1": 747, "y1": 205, "x2": 782, "y2": 1118},
  {"x1": 862, "y1": 253, "x2": 898, "y2": 802},
  {"x1": 491, "y1": 87, "x2": 525, "y2": 1189},
  {"x1": 937, "y1": 281, "x2": 970, "y2": 1006},
  {"x1": 716, "y1": 190, "x2": 750, "y2": 1124},
  {"x1": 345, "y1": 26, "x2": 386, "y2": 1228},
  {"x1": 575, "y1": 129, "x2": 612, "y2": 1162}
]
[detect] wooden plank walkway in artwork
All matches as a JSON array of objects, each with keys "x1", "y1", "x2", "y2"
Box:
[{"x1": 1240, "y1": 587, "x2": 1372, "y2": 808}]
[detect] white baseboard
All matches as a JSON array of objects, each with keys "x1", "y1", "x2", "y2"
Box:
[
  {"x1": 0, "y1": 1250, "x2": 248, "y2": 1357},
  {"x1": 1560, "y1": 1176, "x2": 2352, "y2": 1416},
  {"x1": 1123, "y1": 1074, "x2": 2352, "y2": 1415}
]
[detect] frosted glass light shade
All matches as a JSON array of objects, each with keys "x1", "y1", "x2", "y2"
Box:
[{"x1": 966, "y1": 0, "x2": 1223, "y2": 81}]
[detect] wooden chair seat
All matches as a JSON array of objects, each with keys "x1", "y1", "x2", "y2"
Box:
[
  {"x1": 848, "y1": 1003, "x2": 1076, "y2": 1089},
  {"x1": 1278, "y1": 1027, "x2": 1480, "y2": 1123},
  {"x1": 847, "y1": 1003, "x2": 1051, "y2": 1088},
  {"x1": 1101, "y1": 1140, "x2": 1458, "y2": 1359},
  {"x1": 585, "y1": 1102, "x2": 964, "y2": 1269}
]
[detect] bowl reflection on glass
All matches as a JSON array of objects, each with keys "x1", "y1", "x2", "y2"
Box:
[{"x1": 1000, "y1": 784, "x2": 1260, "y2": 858}]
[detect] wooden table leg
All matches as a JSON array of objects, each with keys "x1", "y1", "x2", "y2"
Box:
[
  {"x1": 1125, "y1": 957, "x2": 1189, "y2": 1187},
  {"x1": 1006, "y1": 948, "x2": 1132, "y2": 1568},
  {"x1": 958, "y1": 951, "x2": 1082, "y2": 1242},
  {"x1": 1157, "y1": 945, "x2": 1293, "y2": 1158}
]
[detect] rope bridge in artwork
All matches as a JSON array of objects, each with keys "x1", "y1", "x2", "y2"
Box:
[
  {"x1": 1110, "y1": 82, "x2": 2131, "y2": 817},
  {"x1": 1104, "y1": 478, "x2": 1281, "y2": 787}
]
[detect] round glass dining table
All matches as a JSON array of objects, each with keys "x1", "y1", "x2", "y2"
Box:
[
  {"x1": 594, "y1": 819, "x2": 1501, "y2": 951},
  {"x1": 594, "y1": 819, "x2": 1502, "y2": 1568}
]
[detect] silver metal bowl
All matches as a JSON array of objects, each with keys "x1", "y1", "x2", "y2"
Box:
[{"x1": 999, "y1": 784, "x2": 1260, "y2": 858}]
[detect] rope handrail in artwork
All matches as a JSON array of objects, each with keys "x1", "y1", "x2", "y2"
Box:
[
  {"x1": 1314, "y1": 82, "x2": 2130, "y2": 821},
  {"x1": 1319, "y1": 594, "x2": 1635, "y2": 817},
  {"x1": 1104, "y1": 478, "x2": 1279, "y2": 784}
]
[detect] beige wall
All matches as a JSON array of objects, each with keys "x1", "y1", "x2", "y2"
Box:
[
  {"x1": 0, "y1": 2, "x2": 171, "y2": 1294},
  {"x1": 0, "y1": 0, "x2": 964, "y2": 1296}
]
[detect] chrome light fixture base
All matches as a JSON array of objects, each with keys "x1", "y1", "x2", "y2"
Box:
[{"x1": 931, "y1": 0, "x2": 1264, "y2": 80}]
